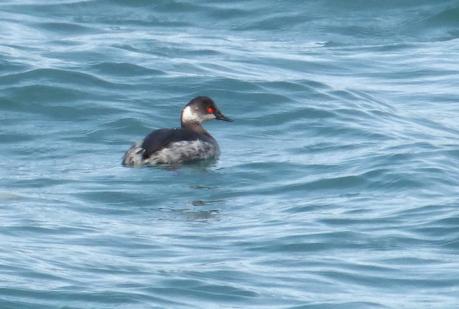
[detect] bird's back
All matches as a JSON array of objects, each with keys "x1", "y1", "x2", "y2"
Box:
[{"x1": 122, "y1": 127, "x2": 218, "y2": 166}]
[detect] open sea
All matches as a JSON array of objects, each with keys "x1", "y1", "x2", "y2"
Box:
[{"x1": 1, "y1": 1, "x2": 459, "y2": 308}]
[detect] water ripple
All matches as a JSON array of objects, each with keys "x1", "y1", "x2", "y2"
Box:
[{"x1": 1, "y1": 0, "x2": 459, "y2": 308}]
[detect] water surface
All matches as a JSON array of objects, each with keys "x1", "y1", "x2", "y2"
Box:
[{"x1": 1, "y1": 1, "x2": 459, "y2": 308}]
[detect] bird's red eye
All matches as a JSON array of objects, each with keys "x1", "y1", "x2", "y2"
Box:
[{"x1": 207, "y1": 107, "x2": 215, "y2": 114}]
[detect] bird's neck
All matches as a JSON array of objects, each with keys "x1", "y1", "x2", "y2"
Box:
[{"x1": 181, "y1": 121, "x2": 208, "y2": 135}]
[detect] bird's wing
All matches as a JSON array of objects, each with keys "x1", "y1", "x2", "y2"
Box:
[{"x1": 141, "y1": 128, "x2": 199, "y2": 159}]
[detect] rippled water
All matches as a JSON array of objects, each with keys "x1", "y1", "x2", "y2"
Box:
[{"x1": 1, "y1": 1, "x2": 459, "y2": 308}]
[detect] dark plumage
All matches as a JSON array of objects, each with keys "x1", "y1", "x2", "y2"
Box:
[{"x1": 141, "y1": 128, "x2": 211, "y2": 160}]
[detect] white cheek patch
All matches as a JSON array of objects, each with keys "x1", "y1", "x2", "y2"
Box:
[
  {"x1": 182, "y1": 106, "x2": 213, "y2": 123},
  {"x1": 182, "y1": 106, "x2": 200, "y2": 123}
]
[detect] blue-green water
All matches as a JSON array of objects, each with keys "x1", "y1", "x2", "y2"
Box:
[{"x1": 1, "y1": 1, "x2": 459, "y2": 308}]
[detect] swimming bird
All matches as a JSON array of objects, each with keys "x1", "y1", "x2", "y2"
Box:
[{"x1": 122, "y1": 96, "x2": 232, "y2": 167}]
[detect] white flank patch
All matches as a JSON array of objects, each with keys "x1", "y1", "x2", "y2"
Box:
[
  {"x1": 122, "y1": 142, "x2": 145, "y2": 166},
  {"x1": 146, "y1": 140, "x2": 219, "y2": 165}
]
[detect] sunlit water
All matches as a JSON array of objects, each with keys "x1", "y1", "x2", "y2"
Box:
[{"x1": 1, "y1": 1, "x2": 459, "y2": 308}]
